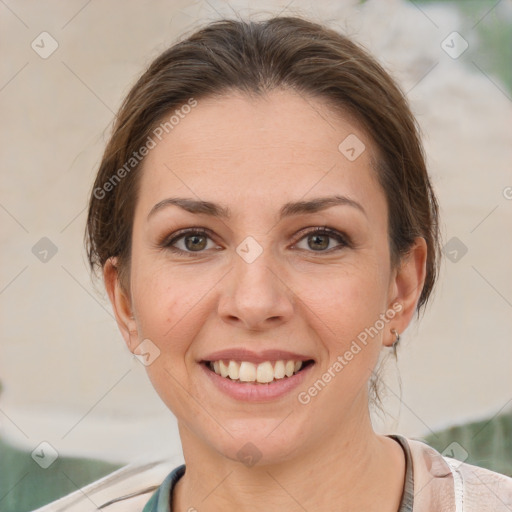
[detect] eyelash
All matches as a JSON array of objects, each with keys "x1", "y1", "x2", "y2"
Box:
[{"x1": 160, "y1": 226, "x2": 351, "y2": 258}]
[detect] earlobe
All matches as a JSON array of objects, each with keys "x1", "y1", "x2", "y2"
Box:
[
  {"x1": 103, "y1": 258, "x2": 138, "y2": 352},
  {"x1": 385, "y1": 237, "x2": 427, "y2": 347}
]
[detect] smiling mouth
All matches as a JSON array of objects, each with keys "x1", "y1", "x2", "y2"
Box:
[{"x1": 203, "y1": 359, "x2": 315, "y2": 384}]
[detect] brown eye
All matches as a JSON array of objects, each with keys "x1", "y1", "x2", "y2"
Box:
[
  {"x1": 294, "y1": 227, "x2": 349, "y2": 253},
  {"x1": 183, "y1": 233, "x2": 208, "y2": 251},
  {"x1": 307, "y1": 233, "x2": 330, "y2": 251},
  {"x1": 163, "y1": 228, "x2": 219, "y2": 256}
]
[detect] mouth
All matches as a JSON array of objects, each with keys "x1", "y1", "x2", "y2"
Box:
[{"x1": 202, "y1": 359, "x2": 315, "y2": 384}]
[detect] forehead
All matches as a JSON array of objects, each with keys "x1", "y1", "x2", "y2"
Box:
[{"x1": 136, "y1": 89, "x2": 384, "y2": 219}]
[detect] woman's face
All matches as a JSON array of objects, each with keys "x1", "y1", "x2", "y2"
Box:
[{"x1": 106, "y1": 89, "x2": 425, "y2": 465}]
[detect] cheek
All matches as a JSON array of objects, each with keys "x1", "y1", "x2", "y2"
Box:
[
  {"x1": 297, "y1": 262, "x2": 389, "y2": 336},
  {"x1": 130, "y1": 259, "x2": 206, "y2": 356},
  {"x1": 130, "y1": 266, "x2": 208, "y2": 412},
  {"x1": 295, "y1": 263, "x2": 390, "y2": 394}
]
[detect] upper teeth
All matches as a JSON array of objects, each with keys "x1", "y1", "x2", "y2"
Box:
[{"x1": 210, "y1": 360, "x2": 304, "y2": 383}]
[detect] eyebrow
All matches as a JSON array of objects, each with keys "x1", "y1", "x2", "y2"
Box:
[{"x1": 147, "y1": 194, "x2": 366, "y2": 221}]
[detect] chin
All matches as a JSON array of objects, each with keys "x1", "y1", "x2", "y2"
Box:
[
  {"x1": 215, "y1": 431, "x2": 305, "y2": 468},
  {"x1": 183, "y1": 413, "x2": 311, "y2": 468}
]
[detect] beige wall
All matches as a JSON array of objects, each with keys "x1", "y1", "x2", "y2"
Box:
[{"x1": 1, "y1": 0, "x2": 511, "y2": 463}]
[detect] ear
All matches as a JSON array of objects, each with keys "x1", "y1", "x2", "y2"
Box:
[
  {"x1": 384, "y1": 237, "x2": 427, "y2": 347},
  {"x1": 103, "y1": 257, "x2": 138, "y2": 352}
]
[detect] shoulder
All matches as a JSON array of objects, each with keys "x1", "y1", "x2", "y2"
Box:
[
  {"x1": 449, "y1": 456, "x2": 512, "y2": 511},
  {"x1": 31, "y1": 458, "x2": 181, "y2": 512},
  {"x1": 403, "y1": 436, "x2": 512, "y2": 512}
]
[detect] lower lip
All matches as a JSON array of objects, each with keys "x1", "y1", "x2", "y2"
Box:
[{"x1": 200, "y1": 362, "x2": 314, "y2": 402}]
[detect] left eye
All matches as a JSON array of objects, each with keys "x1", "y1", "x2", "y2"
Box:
[{"x1": 293, "y1": 228, "x2": 348, "y2": 252}]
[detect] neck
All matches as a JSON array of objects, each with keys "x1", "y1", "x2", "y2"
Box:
[{"x1": 173, "y1": 402, "x2": 405, "y2": 512}]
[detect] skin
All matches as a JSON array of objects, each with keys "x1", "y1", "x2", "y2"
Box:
[{"x1": 104, "y1": 89, "x2": 427, "y2": 511}]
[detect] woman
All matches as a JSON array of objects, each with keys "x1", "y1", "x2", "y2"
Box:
[{"x1": 36, "y1": 14, "x2": 512, "y2": 512}]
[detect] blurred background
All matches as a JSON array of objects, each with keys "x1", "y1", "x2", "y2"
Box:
[{"x1": 1, "y1": 0, "x2": 511, "y2": 510}]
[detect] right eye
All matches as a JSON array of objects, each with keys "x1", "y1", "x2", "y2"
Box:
[{"x1": 163, "y1": 228, "x2": 221, "y2": 256}]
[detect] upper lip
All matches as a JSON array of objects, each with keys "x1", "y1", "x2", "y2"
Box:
[{"x1": 200, "y1": 349, "x2": 314, "y2": 365}]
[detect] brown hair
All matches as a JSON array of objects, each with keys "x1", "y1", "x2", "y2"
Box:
[{"x1": 86, "y1": 15, "x2": 440, "y2": 314}]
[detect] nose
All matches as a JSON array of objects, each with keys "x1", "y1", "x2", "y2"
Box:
[{"x1": 217, "y1": 243, "x2": 294, "y2": 332}]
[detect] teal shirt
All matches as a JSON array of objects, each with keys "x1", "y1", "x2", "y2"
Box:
[
  {"x1": 142, "y1": 464, "x2": 185, "y2": 512},
  {"x1": 142, "y1": 434, "x2": 414, "y2": 511}
]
